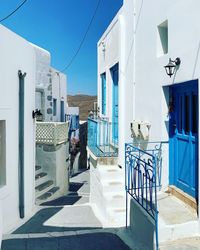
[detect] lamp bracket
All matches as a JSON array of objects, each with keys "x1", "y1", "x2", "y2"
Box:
[{"x1": 170, "y1": 57, "x2": 181, "y2": 66}]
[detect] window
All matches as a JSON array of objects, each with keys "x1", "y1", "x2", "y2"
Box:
[
  {"x1": 60, "y1": 101, "x2": 65, "y2": 122},
  {"x1": 0, "y1": 121, "x2": 6, "y2": 187},
  {"x1": 101, "y1": 73, "x2": 106, "y2": 115},
  {"x1": 157, "y1": 20, "x2": 168, "y2": 56},
  {"x1": 53, "y1": 98, "x2": 57, "y2": 116}
]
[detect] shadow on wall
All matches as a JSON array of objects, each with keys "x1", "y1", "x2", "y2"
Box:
[
  {"x1": 79, "y1": 122, "x2": 88, "y2": 169},
  {"x1": 130, "y1": 199, "x2": 155, "y2": 250}
]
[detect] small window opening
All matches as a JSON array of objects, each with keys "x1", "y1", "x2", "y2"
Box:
[{"x1": 157, "y1": 20, "x2": 168, "y2": 56}]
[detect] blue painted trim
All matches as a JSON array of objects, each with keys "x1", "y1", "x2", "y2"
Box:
[
  {"x1": 111, "y1": 63, "x2": 119, "y2": 144},
  {"x1": 101, "y1": 73, "x2": 106, "y2": 115}
]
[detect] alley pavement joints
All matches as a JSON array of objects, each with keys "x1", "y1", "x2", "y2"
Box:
[
  {"x1": 2, "y1": 170, "x2": 133, "y2": 249},
  {"x1": 2, "y1": 229, "x2": 132, "y2": 250},
  {"x1": 3, "y1": 169, "x2": 200, "y2": 249}
]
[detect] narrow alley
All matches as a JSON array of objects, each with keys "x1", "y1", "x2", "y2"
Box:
[{"x1": 2, "y1": 170, "x2": 133, "y2": 250}]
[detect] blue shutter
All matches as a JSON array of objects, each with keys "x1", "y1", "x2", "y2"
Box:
[
  {"x1": 111, "y1": 64, "x2": 119, "y2": 144},
  {"x1": 101, "y1": 73, "x2": 106, "y2": 115}
]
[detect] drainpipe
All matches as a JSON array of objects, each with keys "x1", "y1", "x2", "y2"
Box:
[{"x1": 18, "y1": 70, "x2": 26, "y2": 219}]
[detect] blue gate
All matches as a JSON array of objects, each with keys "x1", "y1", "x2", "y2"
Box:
[
  {"x1": 169, "y1": 80, "x2": 198, "y2": 198},
  {"x1": 125, "y1": 142, "x2": 163, "y2": 250},
  {"x1": 111, "y1": 64, "x2": 119, "y2": 144}
]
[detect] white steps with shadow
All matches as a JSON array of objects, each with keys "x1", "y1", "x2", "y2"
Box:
[
  {"x1": 91, "y1": 164, "x2": 126, "y2": 227},
  {"x1": 35, "y1": 165, "x2": 61, "y2": 205}
]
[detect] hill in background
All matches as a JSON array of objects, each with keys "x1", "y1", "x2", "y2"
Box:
[{"x1": 67, "y1": 95, "x2": 97, "y2": 121}]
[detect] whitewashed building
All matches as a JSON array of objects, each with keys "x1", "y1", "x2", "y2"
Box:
[
  {"x1": 0, "y1": 24, "x2": 36, "y2": 244},
  {"x1": 0, "y1": 24, "x2": 69, "y2": 248},
  {"x1": 32, "y1": 44, "x2": 69, "y2": 205},
  {"x1": 88, "y1": 0, "x2": 200, "y2": 248}
]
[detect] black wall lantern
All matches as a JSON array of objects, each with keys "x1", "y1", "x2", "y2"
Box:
[
  {"x1": 32, "y1": 109, "x2": 43, "y2": 121},
  {"x1": 164, "y1": 57, "x2": 181, "y2": 77}
]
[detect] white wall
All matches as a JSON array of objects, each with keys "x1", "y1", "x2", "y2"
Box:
[
  {"x1": 31, "y1": 44, "x2": 52, "y2": 121},
  {"x1": 66, "y1": 107, "x2": 79, "y2": 116},
  {"x1": 133, "y1": 0, "x2": 200, "y2": 192},
  {"x1": 98, "y1": 0, "x2": 200, "y2": 192},
  {"x1": 51, "y1": 69, "x2": 67, "y2": 122},
  {"x1": 31, "y1": 45, "x2": 68, "y2": 123},
  {"x1": 97, "y1": 2, "x2": 135, "y2": 166},
  {"x1": 36, "y1": 142, "x2": 69, "y2": 196},
  {"x1": 31, "y1": 43, "x2": 51, "y2": 89},
  {"x1": 0, "y1": 24, "x2": 35, "y2": 233},
  {"x1": 134, "y1": 0, "x2": 200, "y2": 139},
  {"x1": 98, "y1": 13, "x2": 120, "y2": 121}
]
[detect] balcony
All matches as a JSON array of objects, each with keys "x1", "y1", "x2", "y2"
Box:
[
  {"x1": 36, "y1": 122, "x2": 69, "y2": 145},
  {"x1": 87, "y1": 117, "x2": 118, "y2": 157}
]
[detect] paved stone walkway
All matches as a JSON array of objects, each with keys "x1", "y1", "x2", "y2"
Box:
[
  {"x1": 2, "y1": 170, "x2": 131, "y2": 250},
  {"x1": 160, "y1": 237, "x2": 200, "y2": 250},
  {"x1": 2, "y1": 232, "x2": 131, "y2": 250},
  {"x1": 4, "y1": 170, "x2": 199, "y2": 249}
]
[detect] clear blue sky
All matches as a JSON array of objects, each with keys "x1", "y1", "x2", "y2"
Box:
[{"x1": 0, "y1": 0, "x2": 123, "y2": 95}]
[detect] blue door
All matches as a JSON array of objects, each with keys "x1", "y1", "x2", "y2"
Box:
[
  {"x1": 169, "y1": 80, "x2": 198, "y2": 198},
  {"x1": 111, "y1": 64, "x2": 119, "y2": 144},
  {"x1": 101, "y1": 73, "x2": 106, "y2": 115}
]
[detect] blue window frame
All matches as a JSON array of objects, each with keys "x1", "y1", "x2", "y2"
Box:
[
  {"x1": 101, "y1": 73, "x2": 106, "y2": 115},
  {"x1": 110, "y1": 64, "x2": 119, "y2": 144}
]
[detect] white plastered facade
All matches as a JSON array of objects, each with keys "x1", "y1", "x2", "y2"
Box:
[
  {"x1": 0, "y1": 24, "x2": 36, "y2": 235},
  {"x1": 97, "y1": 0, "x2": 200, "y2": 240}
]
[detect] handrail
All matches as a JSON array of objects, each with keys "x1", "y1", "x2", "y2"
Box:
[{"x1": 87, "y1": 117, "x2": 118, "y2": 157}]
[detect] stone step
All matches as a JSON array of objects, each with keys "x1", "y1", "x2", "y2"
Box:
[
  {"x1": 35, "y1": 165, "x2": 42, "y2": 175},
  {"x1": 97, "y1": 165, "x2": 124, "y2": 181},
  {"x1": 37, "y1": 186, "x2": 60, "y2": 201},
  {"x1": 103, "y1": 192, "x2": 126, "y2": 208},
  {"x1": 35, "y1": 172, "x2": 48, "y2": 186},
  {"x1": 35, "y1": 165, "x2": 42, "y2": 171},
  {"x1": 158, "y1": 220, "x2": 199, "y2": 243},
  {"x1": 35, "y1": 172, "x2": 47, "y2": 180},
  {"x1": 35, "y1": 180, "x2": 54, "y2": 199},
  {"x1": 157, "y1": 192, "x2": 199, "y2": 243},
  {"x1": 101, "y1": 180, "x2": 124, "y2": 193},
  {"x1": 107, "y1": 207, "x2": 126, "y2": 226}
]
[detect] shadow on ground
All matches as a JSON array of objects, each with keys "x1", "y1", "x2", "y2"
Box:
[
  {"x1": 40, "y1": 194, "x2": 82, "y2": 206},
  {"x1": 13, "y1": 207, "x2": 101, "y2": 234},
  {"x1": 68, "y1": 182, "x2": 84, "y2": 193},
  {"x1": 2, "y1": 233, "x2": 131, "y2": 250}
]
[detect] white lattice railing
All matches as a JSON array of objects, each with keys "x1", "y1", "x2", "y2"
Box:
[{"x1": 36, "y1": 122, "x2": 69, "y2": 145}]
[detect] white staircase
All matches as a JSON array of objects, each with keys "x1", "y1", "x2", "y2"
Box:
[
  {"x1": 90, "y1": 164, "x2": 126, "y2": 227},
  {"x1": 35, "y1": 165, "x2": 60, "y2": 205}
]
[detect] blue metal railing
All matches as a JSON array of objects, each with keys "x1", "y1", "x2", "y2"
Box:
[
  {"x1": 125, "y1": 141, "x2": 165, "y2": 250},
  {"x1": 87, "y1": 117, "x2": 118, "y2": 157}
]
